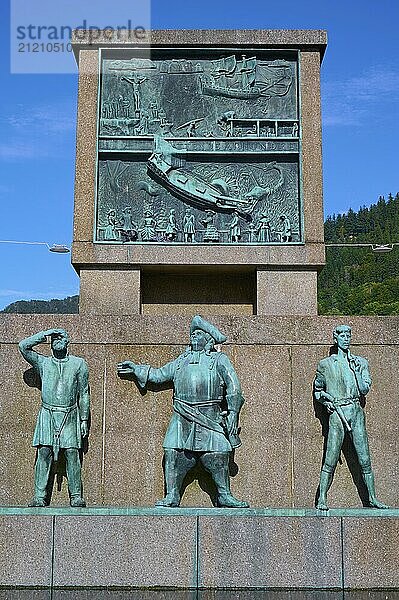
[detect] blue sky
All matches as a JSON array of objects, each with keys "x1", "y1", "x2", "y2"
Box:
[{"x1": 0, "y1": 0, "x2": 398, "y2": 309}]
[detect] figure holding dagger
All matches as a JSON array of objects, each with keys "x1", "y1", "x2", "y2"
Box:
[{"x1": 314, "y1": 324, "x2": 388, "y2": 511}]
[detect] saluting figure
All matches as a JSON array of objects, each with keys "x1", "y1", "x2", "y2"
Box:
[{"x1": 19, "y1": 329, "x2": 90, "y2": 507}]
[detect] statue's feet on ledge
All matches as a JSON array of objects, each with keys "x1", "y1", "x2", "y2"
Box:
[
  {"x1": 217, "y1": 493, "x2": 249, "y2": 508},
  {"x1": 70, "y1": 496, "x2": 86, "y2": 508},
  {"x1": 316, "y1": 500, "x2": 329, "y2": 511},
  {"x1": 155, "y1": 494, "x2": 180, "y2": 507},
  {"x1": 368, "y1": 498, "x2": 390, "y2": 509},
  {"x1": 28, "y1": 497, "x2": 47, "y2": 507}
]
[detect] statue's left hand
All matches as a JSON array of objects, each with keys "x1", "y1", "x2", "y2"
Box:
[
  {"x1": 226, "y1": 411, "x2": 238, "y2": 436},
  {"x1": 349, "y1": 356, "x2": 362, "y2": 371},
  {"x1": 81, "y1": 420, "x2": 88, "y2": 437}
]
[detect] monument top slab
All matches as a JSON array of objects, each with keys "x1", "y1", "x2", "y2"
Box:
[{"x1": 72, "y1": 29, "x2": 327, "y2": 59}]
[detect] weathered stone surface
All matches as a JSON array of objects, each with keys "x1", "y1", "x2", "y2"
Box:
[
  {"x1": 72, "y1": 29, "x2": 328, "y2": 52},
  {"x1": 343, "y1": 517, "x2": 399, "y2": 588},
  {"x1": 71, "y1": 240, "x2": 326, "y2": 268},
  {"x1": 300, "y1": 51, "x2": 324, "y2": 245},
  {"x1": 257, "y1": 270, "x2": 318, "y2": 315},
  {"x1": 54, "y1": 591, "x2": 197, "y2": 600},
  {"x1": 102, "y1": 344, "x2": 178, "y2": 506},
  {"x1": 231, "y1": 345, "x2": 292, "y2": 507},
  {"x1": 2, "y1": 314, "x2": 398, "y2": 346},
  {"x1": 53, "y1": 515, "x2": 197, "y2": 587},
  {"x1": 0, "y1": 593, "x2": 50, "y2": 600},
  {"x1": 344, "y1": 593, "x2": 399, "y2": 600},
  {"x1": 79, "y1": 269, "x2": 141, "y2": 315},
  {"x1": 198, "y1": 516, "x2": 342, "y2": 588},
  {"x1": 0, "y1": 515, "x2": 53, "y2": 587},
  {"x1": 199, "y1": 593, "x2": 342, "y2": 600},
  {"x1": 73, "y1": 50, "x2": 99, "y2": 243}
]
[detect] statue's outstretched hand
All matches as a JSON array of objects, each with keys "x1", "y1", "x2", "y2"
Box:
[{"x1": 117, "y1": 361, "x2": 136, "y2": 374}]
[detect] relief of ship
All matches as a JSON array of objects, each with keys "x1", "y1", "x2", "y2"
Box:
[
  {"x1": 147, "y1": 136, "x2": 283, "y2": 218},
  {"x1": 200, "y1": 55, "x2": 293, "y2": 100}
]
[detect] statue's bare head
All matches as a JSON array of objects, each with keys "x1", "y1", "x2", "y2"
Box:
[
  {"x1": 50, "y1": 329, "x2": 69, "y2": 354},
  {"x1": 333, "y1": 324, "x2": 351, "y2": 352}
]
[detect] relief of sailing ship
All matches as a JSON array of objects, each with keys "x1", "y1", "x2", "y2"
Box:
[
  {"x1": 147, "y1": 136, "x2": 283, "y2": 218},
  {"x1": 200, "y1": 55, "x2": 293, "y2": 100}
]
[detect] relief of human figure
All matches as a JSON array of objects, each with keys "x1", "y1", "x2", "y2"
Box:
[
  {"x1": 19, "y1": 329, "x2": 90, "y2": 507},
  {"x1": 104, "y1": 209, "x2": 117, "y2": 240},
  {"x1": 140, "y1": 210, "x2": 158, "y2": 241},
  {"x1": 314, "y1": 325, "x2": 388, "y2": 511},
  {"x1": 120, "y1": 206, "x2": 138, "y2": 242},
  {"x1": 121, "y1": 74, "x2": 148, "y2": 113},
  {"x1": 165, "y1": 208, "x2": 178, "y2": 241},
  {"x1": 183, "y1": 207, "x2": 196, "y2": 242},
  {"x1": 117, "y1": 316, "x2": 249, "y2": 508},
  {"x1": 256, "y1": 214, "x2": 271, "y2": 242},
  {"x1": 201, "y1": 210, "x2": 219, "y2": 243},
  {"x1": 278, "y1": 214, "x2": 292, "y2": 242},
  {"x1": 229, "y1": 212, "x2": 241, "y2": 242}
]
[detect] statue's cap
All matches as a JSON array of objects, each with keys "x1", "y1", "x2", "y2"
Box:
[{"x1": 190, "y1": 315, "x2": 227, "y2": 344}]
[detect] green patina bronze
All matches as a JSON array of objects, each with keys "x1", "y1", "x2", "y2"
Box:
[
  {"x1": 117, "y1": 315, "x2": 249, "y2": 508},
  {"x1": 314, "y1": 325, "x2": 388, "y2": 511},
  {"x1": 19, "y1": 329, "x2": 90, "y2": 508},
  {"x1": 96, "y1": 48, "x2": 302, "y2": 245}
]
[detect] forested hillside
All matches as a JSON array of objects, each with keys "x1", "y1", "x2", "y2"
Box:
[
  {"x1": 2, "y1": 295, "x2": 79, "y2": 314},
  {"x1": 1, "y1": 193, "x2": 398, "y2": 315},
  {"x1": 319, "y1": 193, "x2": 399, "y2": 315}
]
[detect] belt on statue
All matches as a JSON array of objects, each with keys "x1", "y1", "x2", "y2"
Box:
[
  {"x1": 335, "y1": 397, "x2": 360, "y2": 406},
  {"x1": 173, "y1": 398, "x2": 222, "y2": 406}
]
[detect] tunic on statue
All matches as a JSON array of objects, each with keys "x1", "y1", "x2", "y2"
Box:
[
  {"x1": 134, "y1": 349, "x2": 244, "y2": 452},
  {"x1": 30, "y1": 354, "x2": 90, "y2": 449}
]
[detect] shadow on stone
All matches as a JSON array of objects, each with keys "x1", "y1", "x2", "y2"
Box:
[
  {"x1": 23, "y1": 366, "x2": 41, "y2": 390},
  {"x1": 180, "y1": 460, "x2": 218, "y2": 506}
]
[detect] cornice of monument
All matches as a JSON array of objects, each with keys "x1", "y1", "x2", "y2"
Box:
[{"x1": 72, "y1": 29, "x2": 328, "y2": 63}]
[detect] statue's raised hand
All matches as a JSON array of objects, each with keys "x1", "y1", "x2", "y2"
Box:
[
  {"x1": 42, "y1": 328, "x2": 67, "y2": 339},
  {"x1": 117, "y1": 360, "x2": 137, "y2": 374}
]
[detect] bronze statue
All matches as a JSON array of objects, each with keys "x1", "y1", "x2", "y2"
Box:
[
  {"x1": 19, "y1": 329, "x2": 90, "y2": 507},
  {"x1": 117, "y1": 316, "x2": 248, "y2": 508},
  {"x1": 315, "y1": 325, "x2": 388, "y2": 510}
]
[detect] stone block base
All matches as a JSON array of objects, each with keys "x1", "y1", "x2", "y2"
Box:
[
  {"x1": 257, "y1": 269, "x2": 318, "y2": 315},
  {"x1": 79, "y1": 269, "x2": 141, "y2": 315},
  {"x1": 1, "y1": 508, "x2": 399, "y2": 590},
  {"x1": 77, "y1": 268, "x2": 319, "y2": 316}
]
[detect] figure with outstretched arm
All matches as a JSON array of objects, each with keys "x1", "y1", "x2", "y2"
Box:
[
  {"x1": 314, "y1": 324, "x2": 388, "y2": 511},
  {"x1": 117, "y1": 315, "x2": 249, "y2": 508},
  {"x1": 19, "y1": 328, "x2": 90, "y2": 507}
]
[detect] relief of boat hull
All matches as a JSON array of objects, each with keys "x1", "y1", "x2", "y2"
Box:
[
  {"x1": 147, "y1": 156, "x2": 252, "y2": 219},
  {"x1": 201, "y1": 82, "x2": 263, "y2": 100}
]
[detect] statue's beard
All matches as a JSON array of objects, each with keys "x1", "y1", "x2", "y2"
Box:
[{"x1": 191, "y1": 341, "x2": 204, "y2": 352}]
